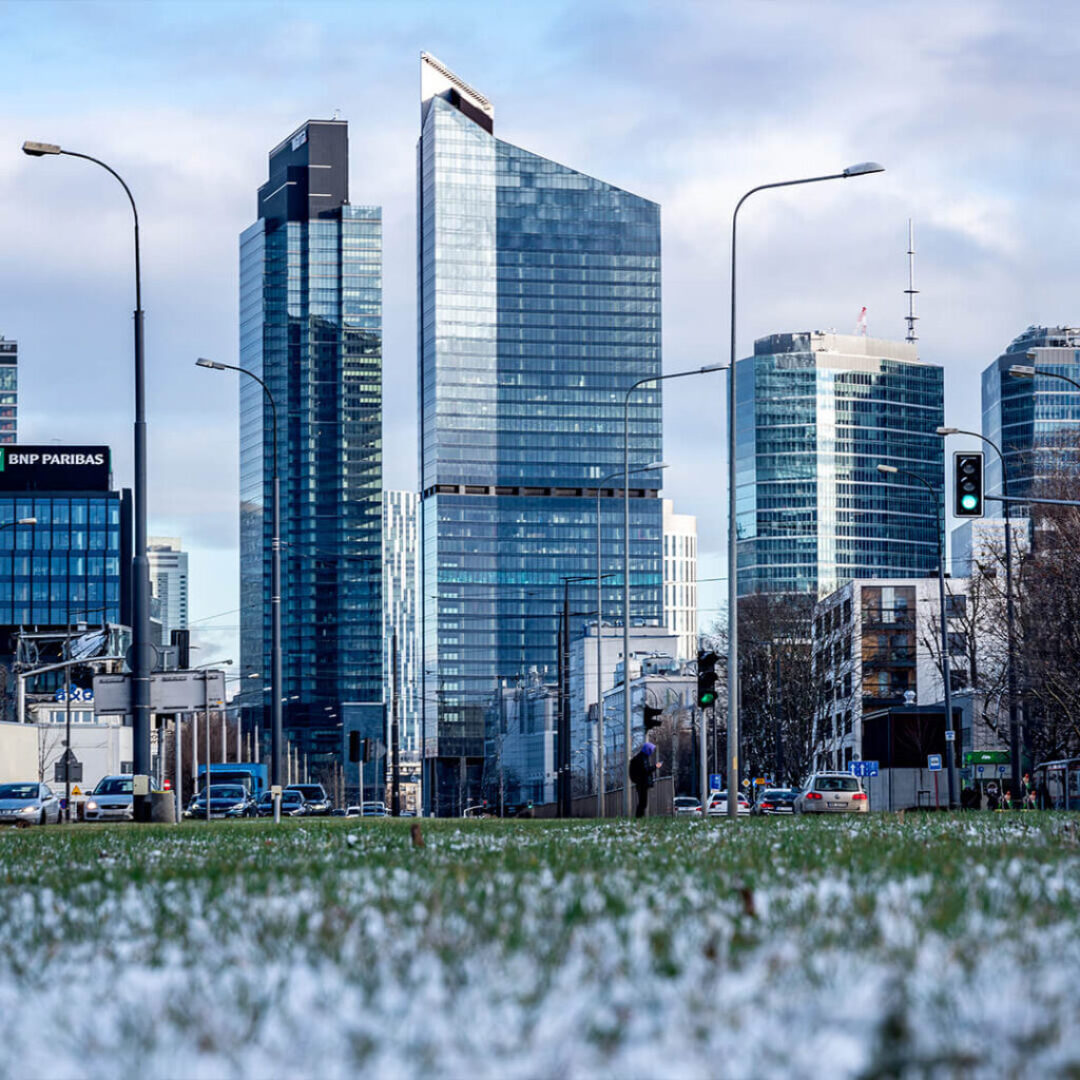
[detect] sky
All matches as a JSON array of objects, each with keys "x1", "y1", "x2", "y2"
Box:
[{"x1": 2, "y1": 0, "x2": 1079, "y2": 662}]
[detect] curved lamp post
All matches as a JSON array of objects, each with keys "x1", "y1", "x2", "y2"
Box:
[{"x1": 727, "y1": 161, "x2": 884, "y2": 817}]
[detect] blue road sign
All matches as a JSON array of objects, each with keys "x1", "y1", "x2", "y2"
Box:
[
  {"x1": 849, "y1": 760, "x2": 880, "y2": 778},
  {"x1": 709, "y1": 773, "x2": 723, "y2": 791},
  {"x1": 928, "y1": 754, "x2": 943, "y2": 772},
  {"x1": 977, "y1": 765, "x2": 985, "y2": 774}
]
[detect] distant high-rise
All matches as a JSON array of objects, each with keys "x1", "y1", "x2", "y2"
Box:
[
  {"x1": 662, "y1": 500, "x2": 697, "y2": 662},
  {"x1": 382, "y1": 491, "x2": 419, "y2": 752},
  {"x1": 239, "y1": 119, "x2": 383, "y2": 770},
  {"x1": 418, "y1": 54, "x2": 663, "y2": 814},
  {"x1": 0, "y1": 337, "x2": 17, "y2": 444},
  {"x1": 147, "y1": 537, "x2": 188, "y2": 645},
  {"x1": 736, "y1": 332, "x2": 944, "y2": 597},
  {"x1": 982, "y1": 325, "x2": 1080, "y2": 506}
]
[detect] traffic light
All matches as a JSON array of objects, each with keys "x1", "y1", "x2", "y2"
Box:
[
  {"x1": 697, "y1": 649, "x2": 719, "y2": 709},
  {"x1": 954, "y1": 452, "x2": 984, "y2": 517},
  {"x1": 349, "y1": 731, "x2": 361, "y2": 763},
  {"x1": 643, "y1": 704, "x2": 663, "y2": 730}
]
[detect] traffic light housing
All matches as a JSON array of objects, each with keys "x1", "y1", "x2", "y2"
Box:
[
  {"x1": 643, "y1": 704, "x2": 663, "y2": 730},
  {"x1": 954, "y1": 452, "x2": 984, "y2": 517},
  {"x1": 697, "y1": 649, "x2": 719, "y2": 709}
]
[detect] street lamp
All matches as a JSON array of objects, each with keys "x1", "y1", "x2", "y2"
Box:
[
  {"x1": 727, "y1": 161, "x2": 884, "y2": 818},
  {"x1": 623, "y1": 365, "x2": 724, "y2": 817},
  {"x1": 596, "y1": 461, "x2": 666, "y2": 818},
  {"x1": 1012, "y1": 359, "x2": 1080, "y2": 394},
  {"x1": 877, "y1": 463, "x2": 957, "y2": 807},
  {"x1": 196, "y1": 357, "x2": 283, "y2": 815},
  {"x1": 937, "y1": 425, "x2": 1021, "y2": 801},
  {"x1": 24, "y1": 139, "x2": 154, "y2": 821}
]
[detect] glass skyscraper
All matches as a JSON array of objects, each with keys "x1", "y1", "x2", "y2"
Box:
[
  {"x1": 239, "y1": 119, "x2": 383, "y2": 770},
  {"x1": 982, "y1": 325, "x2": 1080, "y2": 505},
  {"x1": 418, "y1": 55, "x2": 663, "y2": 814},
  {"x1": 736, "y1": 331, "x2": 944, "y2": 597},
  {"x1": 0, "y1": 337, "x2": 16, "y2": 444},
  {"x1": 382, "y1": 490, "x2": 419, "y2": 752}
]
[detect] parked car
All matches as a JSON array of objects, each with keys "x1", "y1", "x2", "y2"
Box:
[
  {"x1": 330, "y1": 808, "x2": 347, "y2": 817},
  {"x1": 794, "y1": 773, "x2": 868, "y2": 814},
  {"x1": 0, "y1": 782, "x2": 61, "y2": 826},
  {"x1": 84, "y1": 775, "x2": 135, "y2": 822},
  {"x1": 344, "y1": 805, "x2": 362, "y2": 817},
  {"x1": 363, "y1": 802, "x2": 388, "y2": 818},
  {"x1": 186, "y1": 784, "x2": 258, "y2": 819},
  {"x1": 751, "y1": 788, "x2": 800, "y2": 816},
  {"x1": 673, "y1": 796, "x2": 702, "y2": 817},
  {"x1": 462, "y1": 804, "x2": 492, "y2": 818},
  {"x1": 256, "y1": 790, "x2": 306, "y2": 817},
  {"x1": 701, "y1": 791, "x2": 751, "y2": 816},
  {"x1": 285, "y1": 784, "x2": 332, "y2": 816}
]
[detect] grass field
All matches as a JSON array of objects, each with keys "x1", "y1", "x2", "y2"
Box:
[{"x1": 0, "y1": 814, "x2": 1077, "y2": 1078}]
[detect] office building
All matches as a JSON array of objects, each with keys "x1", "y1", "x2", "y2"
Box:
[
  {"x1": 662, "y1": 500, "x2": 697, "y2": 662},
  {"x1": 982, "y1": 325, "x2": 1080, "y2": 506},
  {"x1": 0, "y1": 338, "x2": 15, "y2": 444},
  {"x1": 950, "y1": 517, "x2": 1030, "y2": 578},
  {"x1": 382, "y1": 491, "x2": 419, "y2": 751},
  {"x1": 736, "y1": 332, "x2": 944, "y2": 597},
  {"x1": 147, "y1": 537, "x2": 188, "y2": 645},
  {"x1": 417, "y1": 55, "x2": 663, "y2": 814},
  {"x1": 239, "y1": 119, "x2": 383, "y2": 769}
]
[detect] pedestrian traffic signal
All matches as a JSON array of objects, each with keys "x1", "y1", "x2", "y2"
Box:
[
  {"x1": 954, "y1": 452, "x2": 984, "y2": 517},
  {"x1": 643, "y1": 704, "x2": 663, "y2": 730},
  {"x1": 697, "y1": 649, "x2": 719, "y2": 709}
]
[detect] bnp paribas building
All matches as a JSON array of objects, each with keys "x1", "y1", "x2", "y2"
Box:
[{"x1": 417, "y1": 55, "x2": 663, "y2": 815}]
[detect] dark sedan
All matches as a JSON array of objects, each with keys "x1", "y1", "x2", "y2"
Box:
[
  {"x1": 752, "y1": 789, "x2": 800, "y2": 816},
  {"x1": 185, "y1": 784, "x2": 258, "y2": 819}
]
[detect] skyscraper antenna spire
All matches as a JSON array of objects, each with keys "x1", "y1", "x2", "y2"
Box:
[{"x1": 905, "y1": 218, "x2": 919, "y2": 344}]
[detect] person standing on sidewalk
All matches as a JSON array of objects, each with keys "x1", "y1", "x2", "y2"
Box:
[{"x1": 629, "y1": 741, "x2": 659, "y2": 819}]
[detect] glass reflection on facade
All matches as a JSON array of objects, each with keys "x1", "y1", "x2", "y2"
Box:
[
  {"x1": 0, "y1": 338, "x2": 15, "y2": 444},
  {"x1": 736, "y1": 332, "x2": 944, "y2": 597},
  {"x1": 981, "y1": 325, "x2": 1080, "y2": 507},
  {"x1": 239, "y1": 119, "x2": 383, "y2": 769},
  {"x1": 418, "y1": 55, "x2": 662, "y2": 814}
]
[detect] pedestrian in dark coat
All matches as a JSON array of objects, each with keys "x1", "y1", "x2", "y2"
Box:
[{"x1": 629, "y1": 741, "x2": 659, "y2": 819}]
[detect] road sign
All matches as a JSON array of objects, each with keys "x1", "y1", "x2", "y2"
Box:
[
  {"x1": 944, "y1": 729, "x2": 956, "y2": 742},
  {"x1": 708, "y1": 773, "x2": 723, "y2": 791},
  {"x1": 93, "y1": 669, "x2": 227, "y2": 714},
  {"x1": 754, "y1": 777, "x2": 769, "y2": 786},
  {"x1": 928, "y1": 754, "x2": 943, "y2": 772},
  {"x1": 71, "y1": 785, "x2": 82, "y2": 797},
  {"x1": 53, "y1": 751, "x2": 82, "y2": 784},
  {"x1": 741, "y1": 779, "x2": 750, "y2": 788},
  {"x1": 977, "y1": 765, "x2": 985, "y2": 774},
  {"x1": 998, "y1": 765, "x2": 1008, "y2": 776},
  {"x1": 849, "y1": 760, "x2": 879, "y2": 778}
]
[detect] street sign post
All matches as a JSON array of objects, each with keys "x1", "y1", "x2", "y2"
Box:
[
  {"x1": 928, "y1": 755, "x2": 943, "y2": 771},
  {"x1": 708, "y1": 773, "x2": 723, "y2": 793}
]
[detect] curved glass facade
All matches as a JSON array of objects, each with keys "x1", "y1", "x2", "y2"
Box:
[
  {"x1": 736, "y1": 332, "x2": 944, "y2": 597},
  {"x1": 419, "y1": 77, "x2": 662, "y2": 812}
]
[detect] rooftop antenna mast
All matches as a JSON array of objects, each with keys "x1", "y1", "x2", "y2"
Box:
[{"x1": 905, "y1": 218, "x2": 919, "y2": 344}]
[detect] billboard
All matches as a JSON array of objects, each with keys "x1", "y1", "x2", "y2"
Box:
[
  {"x1": 0, "y1": 445, "x2": 110, "y2": 491},
  {"x1": 93, "y1": 670, "x2": 227, "y2": 714}
]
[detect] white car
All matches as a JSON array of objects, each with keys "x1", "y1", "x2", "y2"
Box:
[
  {"x1": 701, "y1": 791, "x2": 751, "y2": 816},
  {"x1": 84, "y1": 775, "x2": 135, "y2": 822},
  {"x1": 0, "y1": 782, "x2": 62, "y2": 825},
  {"x1": 794, "y1": 773, "x2": 868, "y2": 814},
  {"x1": 673, "y1": 796, "x2": 701, "y2": 817}
]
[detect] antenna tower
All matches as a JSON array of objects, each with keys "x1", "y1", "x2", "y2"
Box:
[{"x1": 905, "y1": 218, "x2": 919, "y2": 344}]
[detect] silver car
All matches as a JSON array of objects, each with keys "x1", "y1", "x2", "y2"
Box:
[
  {"x1": 673, "y1": 796, "x2": 701, "y2": 817},
  {"x1": 84, "y1": 775, "x2": 135, "y2": 822},
  {"x1": 0, "y1": 782, "x2": 61, "y2": 825},
  {"x1": 794, "y1": 772, "x2": 869, "y2": 814}
]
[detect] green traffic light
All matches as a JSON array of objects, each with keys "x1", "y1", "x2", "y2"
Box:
[
  {"x1": 699, "y1": 691, "x2": 716, "y2": 707},
  {"x1": 961, "y1": 494, "x2": 979, "y2": 510}
]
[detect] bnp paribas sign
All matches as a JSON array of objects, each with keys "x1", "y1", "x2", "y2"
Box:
[{"x1": 0, "y1": 446, "x2": 111, "y2": 492}]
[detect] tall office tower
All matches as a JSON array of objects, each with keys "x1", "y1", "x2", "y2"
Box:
[
  {"x1": 382, "y1": 491, "x2": 420, "y2": 752},
  {"x1": 736, "y1": 332, "x2": 944, "y2": 597},
  {"x1": 418, "y1": 54, "x2": 663, "y2": 815},
  {"x1": 147, "y1": 537, "x2": 188, "y2": 645},
  {"x1": 662, "y1": 500, "x2": 698, "y2": 662},
  {"x1": 239, "y1": 119, "x2": 383, "y2": 771},
  {"x1": 982, "y1": 325, "x2": 1080, "y2": 506},
  {"x1": 0, "y1": 338, "x2": 16, "y2": 444}
]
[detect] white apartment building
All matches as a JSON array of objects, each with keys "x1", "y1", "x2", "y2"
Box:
[
  {"x1": 662, "y1": 499, "x2": 698, "y2": 662},
  {"x1": 147, "y1": 537, "x2": 189, "y2": 645},
  {"x1": 382, "y1": 491, "x2": 420, "y2": 751}
]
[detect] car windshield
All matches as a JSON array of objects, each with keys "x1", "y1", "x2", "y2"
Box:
[
  {"x1": 815, "y1": 776, "x2": 860, "y2": 793},
  {"x1": 205, "y1": 786, "x2": 245, "y2": 800},
  {"x1": 0, "y1": 784, "x2": 38, "y2": 800},
  {"x1": 674, "y1": 797, "x2": 698, "y2": 806},
  {"x1": 764, "y1": 790, "x2": 796, "y2": 800},
  {"x1": 282, "y1": 792, "x2": 304, "y2": 803},
  {"x1": 93, "y1": 778, "x2": 133, "y2": 796},
  {"x1": 288, "y1": 786, "x2": 323, "y2": 800}
]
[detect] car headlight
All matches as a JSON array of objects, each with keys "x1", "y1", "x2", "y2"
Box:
[
  {"x1": 18, "y1": 804, "x2": 38, "y2": 814},
  {"x1": 87, "y1": 800, "x2": 98, "y2": 811},
  {"x1": 229, "y1": 803, "x2": 246, "y2": 812}
]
